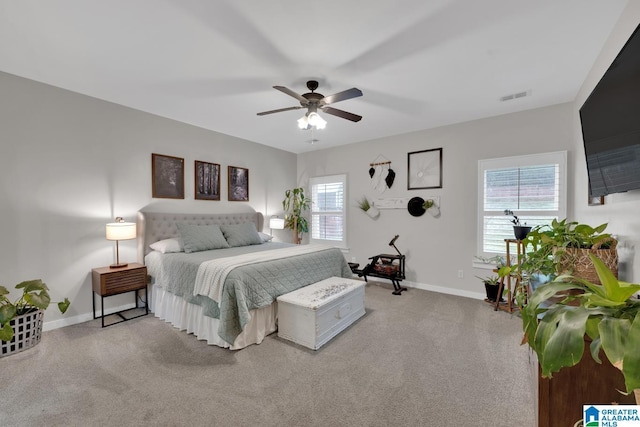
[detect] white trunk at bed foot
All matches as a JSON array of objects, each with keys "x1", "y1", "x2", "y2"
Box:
[{"x1": 277, "y1": 277, "x2": 366, "y2": 350}]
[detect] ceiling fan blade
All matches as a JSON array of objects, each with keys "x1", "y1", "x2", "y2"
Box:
[
  {"x1": 273, "y1": 86, "x2": 308, "y2": 103},
  {"x1": 321, "y1": 88, "x2": 363, "y2": 105},
  {"x1": 257, "y1": 106, "x2": 303, "y2": 116},
  {"x1": 321, "y1": 106, "x2": 362, "y2": 122}
]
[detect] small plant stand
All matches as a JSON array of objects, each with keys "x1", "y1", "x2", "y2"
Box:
[{"x1": 494, "y1": 239, "x2": 526, "y2": 313}]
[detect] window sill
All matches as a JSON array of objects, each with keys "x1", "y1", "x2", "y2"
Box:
[{"x1": 473, "y1": 261, "x2": 498, "y2": 271}]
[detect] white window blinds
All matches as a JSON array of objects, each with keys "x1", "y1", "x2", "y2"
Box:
[
  {"x1": 478, "y1": 151, "x2": 567, "y2": 256},
  {"x1": 310, "y1": 174, "x2": 347, "y2": 247}
]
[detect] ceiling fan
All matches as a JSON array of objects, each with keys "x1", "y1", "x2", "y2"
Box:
[{"x1": 257, "y1": 80, "x2": 363, "y2": 128}]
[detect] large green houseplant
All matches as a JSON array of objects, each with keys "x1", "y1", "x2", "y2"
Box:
[
  {"x1": 520, "y1": 219, "x2": 616, "y2": 285},
  {"x1": 495, "y1": 219, "x2": 617, "y2": 310},
  {"x1": 0, "y1": 279, "x2": 70, "y2": 342},
  {"x1": 282, "y1": 187, "x2": 311, "y2": 244},
  {"x1": 522, "y1": 255, "x2": 640, "y2": 403}
]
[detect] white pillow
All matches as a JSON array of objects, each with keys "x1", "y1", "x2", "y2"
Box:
[
  {"x1": 258, "y1": 232, "x2": 273, "y2": 242},
  {"x1": 149, "y1": 238, "x2": 184, "y2": 253}
]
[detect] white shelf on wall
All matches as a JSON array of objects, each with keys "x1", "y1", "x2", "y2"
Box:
[{"x1": 373, "y1": 196, "x2": 440, "y2": 209}]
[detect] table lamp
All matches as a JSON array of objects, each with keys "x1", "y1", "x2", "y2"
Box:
[
  {"x1": 105, "y1": 217, "x2": 136, "y2": 268},
  {"x1": 269, "y1": 216, "x2": 285, "y2": 235}
]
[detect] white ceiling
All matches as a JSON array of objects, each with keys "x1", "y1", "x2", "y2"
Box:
[{"x1": 0, "y1": 1, "x2": 628, "y2": 153}]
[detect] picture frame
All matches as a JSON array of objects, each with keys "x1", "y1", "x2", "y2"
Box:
[
  {"x1": 588, "y1": 195, "x2": 605, "y2": 206},
  {"x1": 228, "y1": 166, "x2": 249, "y2": 201},
  {"x1": 195, "y1": 160, "x2": 220, "y2": 201},
  {"x1": 408, "y1": 148, "x2": 442, "y2": 190},
  {"x1": 152, "y1": 153, "x2": 184, "y2": 199}
]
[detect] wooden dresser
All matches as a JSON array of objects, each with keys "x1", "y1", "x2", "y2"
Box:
[{"x1": 531, "y1": 344, "x2": 635, "y2": 426}]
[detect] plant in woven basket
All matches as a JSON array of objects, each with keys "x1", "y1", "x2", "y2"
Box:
[
  {"x1": 0, "y1": 279, "x2": 70, "y2": 342},
  {"x1": 521, "y1": 255, "x2": 640, "y2": 403},
  {"x1": 520, "y1": 219, "x2": 616, "y2": 286}
]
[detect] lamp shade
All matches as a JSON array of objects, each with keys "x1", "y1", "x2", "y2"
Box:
[
  {"x1": 106, "y1": 221, "x2": 136, "y2": 241},
  {"x1": 269, "y1": 217, "x2": 285, "y2": 230}
]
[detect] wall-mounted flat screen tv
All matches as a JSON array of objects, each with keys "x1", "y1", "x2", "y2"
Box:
[{"x1": 580, "y1": 23, "x2": 640, "y2": 198}]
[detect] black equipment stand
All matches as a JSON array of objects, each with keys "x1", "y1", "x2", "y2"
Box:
[{"x1": 351, "y1": 235, "x2": 407, "y2": 295}]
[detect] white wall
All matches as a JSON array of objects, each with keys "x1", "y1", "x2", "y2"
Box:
[
  {"x1": 297, "y1": 103, "x2": 575, "y2": 298},
  {"x1": 572, "y1": 3, "x2": 640, "y2": 283},
  {"x1": 0, "y1": 71, "x2": 296, "y2": 330}
]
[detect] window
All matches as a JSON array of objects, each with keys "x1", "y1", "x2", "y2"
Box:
[
  {"x1": 478, "y1": 151, "x2": 567, "y2": 257},
  {"x1": 309, "y1": 174, "x2": 347, "y2": 248}
]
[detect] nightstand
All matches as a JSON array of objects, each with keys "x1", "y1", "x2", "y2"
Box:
[{"x1": 92, "y1": 263, "x2": 148, "y2": 327}]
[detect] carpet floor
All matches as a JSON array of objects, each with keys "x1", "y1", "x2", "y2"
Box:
[{"x1": 0, "y1": 281, "x2": 535, "y2": 427}]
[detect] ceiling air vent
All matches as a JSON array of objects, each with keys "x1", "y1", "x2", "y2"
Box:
[{"x1": 500, "y1": 90, "x2": 531, "y2": 102}]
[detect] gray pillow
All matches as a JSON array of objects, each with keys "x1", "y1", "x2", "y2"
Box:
[
  {"x1": 220, "y1": 222, "x2": 263, "y2": 247},
  {"x1": 176, "y1": 223, "x2": 229, "y2": 253}
]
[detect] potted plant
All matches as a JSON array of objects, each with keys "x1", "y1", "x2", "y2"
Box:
[
  {"x1": 422, "y1": 198, "x2": 440, "y2": 217},
  {"x1": 504, "y1": 209, "x2": 531, "y2": 240},
  {"x1": 521, "y1": 254, "x2": 640, "y2": 404},
  {"x1": 282, "y1": 187, "x2": 311, "y2": 244},
  {"x1": 357, "y1": 196, "x2": 379, "y2": 219},
  {"x1": 520, "y1": 219, "x2": 617, "y2": 287},
  {"x1": 0, "y1": 279, "x2": 70, "y2": 356},
  {"x1": 474, "y1": 255, "x2": 509, "y2": 303},
  {"x1": 476, "y1": 274, "x2": 504, "y2": 302}
]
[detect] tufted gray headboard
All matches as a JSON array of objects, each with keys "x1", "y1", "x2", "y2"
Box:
[{"x1": 137, "y1": 211, "x2": 264, "y2": 263}]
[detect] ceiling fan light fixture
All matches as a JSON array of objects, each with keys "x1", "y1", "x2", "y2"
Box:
[
  {"x1": 259, "y1": 80, "x2": 363, "y2": 131},
  {"x1": 307, "y1": 112, "x2": 326, "y2": 129},
  {"x1": 297, "y1": 115, "x2": 310, "y2": 129}
]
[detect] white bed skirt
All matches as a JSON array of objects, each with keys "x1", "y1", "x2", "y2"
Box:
[{"x1": 151, "y1": 283, "x2": 278, "y2": 350}]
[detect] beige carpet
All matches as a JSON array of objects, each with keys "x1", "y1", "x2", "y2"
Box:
[{"x1": 0, "y1": 282, "x2": 535, "y2": 427}]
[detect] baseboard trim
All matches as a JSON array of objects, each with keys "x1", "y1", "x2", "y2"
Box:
[
  {"x1": 403, "y1": 280, "x2": 486, "y2": 301},
  {"x1": 43, "y1": 302, "x2": 139, "y2": 332},
  {"x1": 352, "y1": 274, "x2": 486, "y2": 300}
]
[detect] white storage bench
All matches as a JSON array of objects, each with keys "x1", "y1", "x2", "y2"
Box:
[{"x1": 277, "y1": 277, "x2": 366, "y2": 350}]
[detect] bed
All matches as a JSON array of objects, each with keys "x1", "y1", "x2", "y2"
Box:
[{"x1": 137, "y1": 211, "x2": 352, "y2": 349}]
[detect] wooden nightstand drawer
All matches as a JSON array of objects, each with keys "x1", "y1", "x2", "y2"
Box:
[{"x1": 92, "y1": 263, "x2": 147, "y2": 296}]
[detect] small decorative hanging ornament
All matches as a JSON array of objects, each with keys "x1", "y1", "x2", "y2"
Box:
[{"x1": 385, "y1": 168, "x2": 396, "y2": 188}]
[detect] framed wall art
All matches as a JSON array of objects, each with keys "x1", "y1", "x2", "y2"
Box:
[
  {"x1": 228, "y1": 166, "x2": 249, "y2": 201},
  {"x1": 408, "y1": 148, "x2": 442, "y2": 190},
  {"x1": 152, "y1": 153, "x2": 184, "y2": 199},
  {"x1": 195, "y1": 160, "x2": 220, "y2": 201}
]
